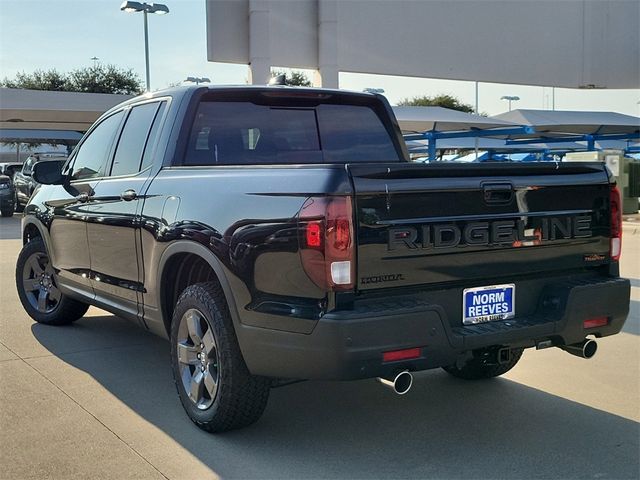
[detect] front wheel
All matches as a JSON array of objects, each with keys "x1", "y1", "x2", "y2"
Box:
[
  {"x1": 170, "y1": 282, "x2": 271, "y2": 433},
  {"x1": 15, "y1": 238, "x2": 89, "y2": 325},
  {"x1": 443, "y1": 347, "x2": 524, "y2": 380}
]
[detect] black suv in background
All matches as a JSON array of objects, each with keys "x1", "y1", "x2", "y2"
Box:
[
  {"x1": 13, "y1": 153, "x2": 67, "y2": 212},
  {"x1": 0, "y1": 174, "x2": 15, "y2": 217},
  {"x1": 0, "y1": 162, "x2": 23, "y2": 179}
]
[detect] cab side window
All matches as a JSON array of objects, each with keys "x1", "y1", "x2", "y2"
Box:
[
  {"x1": 71, "y1": 111, "x2": 125, "y2": 181},
  {"x1": 110, "y1": 102, "x2": 163, "y2": 177}
]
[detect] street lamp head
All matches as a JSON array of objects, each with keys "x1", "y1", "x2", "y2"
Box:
[
  {"x1": 120, "y1": 1, "x2": 169, "y2": 14},
  {"x1": 148, "y1": 3, "x2": 169, "y2": 14},
  {"x1": 120, "y1": 1, "x2": 145, "y2": 12},
  {"x1": 500, "y1": 95, "x2": 520, "y2": 101},
  {"x1": 185, "y1": 77, "x2": 211, "y2": 85}
]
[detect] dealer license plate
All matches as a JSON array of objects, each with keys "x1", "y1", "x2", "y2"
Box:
[{"x1": 463, "y1": 284, "x2": 515, "y2": 325}]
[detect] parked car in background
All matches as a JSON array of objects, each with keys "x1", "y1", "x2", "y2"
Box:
[
  {"x1": 13, "y1": 153, "x2": 67, "y2": 211},
  {"x1": 0, "y1": 174, "x2": 15, "y2": 217},
  {"x1": 0, "y1": 162, "x2": 23, "y2": 179}
]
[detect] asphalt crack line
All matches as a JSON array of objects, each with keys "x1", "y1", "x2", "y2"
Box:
[{"x1": 1, "y1": 340, "x2": 170, "y2": 480}]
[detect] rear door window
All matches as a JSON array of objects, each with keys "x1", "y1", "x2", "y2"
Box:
[
  {"x1": 140, "y1": 102, "x2": 167, "y2": 171},
  {"x1": 184, "y1": 99, "x2": 400, "y2": 165},
  {"x1": 110, "y1": 102, "x2": 161, "y2": 177}
]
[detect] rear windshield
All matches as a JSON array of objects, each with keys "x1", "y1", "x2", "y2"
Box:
[{"x1": 184, "y1": 100, "x2": 401, "y2": 165}]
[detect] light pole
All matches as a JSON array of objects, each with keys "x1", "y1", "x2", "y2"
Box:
[
  {"x1": 120, "y1": 1, "x2": 169, "y2": 91},
  {"x1": 500, "y1": 95, "x2": 520, "y2": 112},
  {"x1": 90, "y1": 56, "x2": 99, "y2": 68}
]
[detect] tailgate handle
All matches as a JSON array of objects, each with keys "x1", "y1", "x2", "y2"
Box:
[{"x1": 483, "y1": 184, "x2": 513, "y2": 204}]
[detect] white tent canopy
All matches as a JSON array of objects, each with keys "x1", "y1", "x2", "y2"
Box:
[
  {"x1": 406, "y1": 137, "x2": 587, "y2": 152},
  {"x1": 0, "y1": 88, "x2": 131, "y2": 132},
  {"x1": 0, "y1": 129, "x2": 83, "y2": 143},
  {"x1": 392, "y1": 106, "x2": 517, "y2": 133},
  {"x1": 491, "y1": 109, "x2": 640, "y2": 136}
]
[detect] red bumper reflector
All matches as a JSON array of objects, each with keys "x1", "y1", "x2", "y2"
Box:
[
  {"x1": 383, "y1": 347, "x2": 421, "y2": 362},
  {"x1": 584, "y1": 317, "x2": 608, "y2": 329}
]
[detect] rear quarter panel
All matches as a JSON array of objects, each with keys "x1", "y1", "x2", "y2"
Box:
[{"x1": 140, "y1": 164, "x2": 352, "y2": 335}]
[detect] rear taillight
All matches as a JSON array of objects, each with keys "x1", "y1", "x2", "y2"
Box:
[
  {"x1": 299, "y1": 196, "x2": 355, "y2": 291},
  {"x1": 610, "y1": 185, "x2": 622, "y2": 261}
]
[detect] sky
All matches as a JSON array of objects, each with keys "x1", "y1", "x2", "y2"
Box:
[{"x1": 0, "y1": 0, "x2": 638, "y2": 117}]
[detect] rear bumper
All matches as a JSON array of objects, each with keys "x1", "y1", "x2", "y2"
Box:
[{"x1": 238, "y1": 276, "x2": 630, "y2": 380}]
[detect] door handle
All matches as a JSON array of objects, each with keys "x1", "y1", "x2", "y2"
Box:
[{"x1": 121, "y1": 189, "x2": 137, "y2": 201}]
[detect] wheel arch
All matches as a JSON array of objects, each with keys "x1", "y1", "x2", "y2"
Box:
[
  {"x1": 156, "y1": 241, "x2": 241, "y2": 337},
  {"x1": 22, "y1": 217, "x2": 45, "y2": 245}
]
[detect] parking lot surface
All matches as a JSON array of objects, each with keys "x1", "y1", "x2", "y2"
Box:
[{"x1": 1, "y1": 214, "x2": 638, "y2": 480}]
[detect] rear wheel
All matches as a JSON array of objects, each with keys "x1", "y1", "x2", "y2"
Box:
[
  {"x1": 170, "y1": 282, "x2": 270, "y2": 433},
  {"x1": 443, "y1": 347, "x2": 524, "y2": 380},
  {"x1": 15, "y1": 238, "x2": 88, "y2": 325}
]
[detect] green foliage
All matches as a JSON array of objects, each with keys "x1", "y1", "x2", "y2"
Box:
[
  {"x1": 67, "y1": 65, "x2": 143, "y2": 94},
  {"x1": 270, "y1": 69, "x2": 313, "y2": 87},
  {"x1": 397, "y1": 94, "x2": 476, "y2": 113},
  {"x1": 1, "y1": 69, "x2": 67, "y2": 91},
  {"x1": 1, "y1": 65, "x2": 144, "y2": 95}
]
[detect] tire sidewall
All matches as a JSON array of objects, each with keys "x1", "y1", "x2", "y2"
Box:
[
  {"x1": 170, "y1": 285, "x2": 233, "y2": 425},
  {"x1": 15, "y1": 239, "x2": 63, "y2": 323}
]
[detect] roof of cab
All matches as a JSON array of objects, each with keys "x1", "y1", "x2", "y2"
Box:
[{"x1": 108, "y1": 84, "x2": 377, "y2": 111}]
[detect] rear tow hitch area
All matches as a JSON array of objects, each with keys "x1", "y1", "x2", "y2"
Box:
[
  {"x1": 469, "y1": 346, "x2": 513, "y2": 366},
  {"x1": 497, "y1": 347, "x2": 512, "y2": 365}
]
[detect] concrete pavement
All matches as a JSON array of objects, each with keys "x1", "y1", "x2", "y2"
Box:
[{"x1": 0, "y1": 214, "x2": 638, "y2": 479}]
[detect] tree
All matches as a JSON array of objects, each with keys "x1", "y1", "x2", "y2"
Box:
[
  {"x1": 1, "y1": 65, "x2": 144, "y2": 95},
  {"x1": 397, "y1": 94, "x2": 476, "y2": 113},
  {"x1": 67, "y1": 65, "x2": 143, "y2": 95},
  {"x1": 1, "y1": 69, "x2": 67, "y2": 91},
  {"x1": 270, "y1": 69, "x2": 313, "y2": 87}
]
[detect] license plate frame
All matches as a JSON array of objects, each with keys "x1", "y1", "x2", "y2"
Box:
[{"x1": 462, "y1": 283, "x2": 515, "y2": 325}]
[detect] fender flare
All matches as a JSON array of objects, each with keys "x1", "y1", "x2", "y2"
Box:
[
  {"x1": 22, "y1": 216, "x2": 54, "y2": 255},
  {"x1": 156, "y1": 240, "x2": 242, "y2": 333}
]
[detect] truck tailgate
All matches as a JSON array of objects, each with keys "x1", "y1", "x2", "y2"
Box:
[{"x1": 348, "y1": 162, "x2": 611, "y2": 292}]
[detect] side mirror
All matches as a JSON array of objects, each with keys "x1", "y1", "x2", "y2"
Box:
[{"x1": 32, "y1": 161, "x2": 65, "y2": 185}]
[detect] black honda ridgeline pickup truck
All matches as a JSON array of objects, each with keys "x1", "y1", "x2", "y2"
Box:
[{"x1": 17, "y1": 86, "x2": 630, "y2": 432}]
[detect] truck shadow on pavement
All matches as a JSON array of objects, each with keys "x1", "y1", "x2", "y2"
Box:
[
  {"x1": 31, "y1": 315, "x2": 639, "y2": 480},
  {"x1": 0, "y1": 215, "x2": 22, "y2": 240},
  {"x1": 623, "y1": 300, "x2": 640, "y2": 335}
]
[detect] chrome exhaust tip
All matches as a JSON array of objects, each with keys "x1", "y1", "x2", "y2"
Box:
[
  {"x1": 377, "y1": 370, "x2": 413, "y2": 395},
  {"x1": 560, "y1": 339, "x2": 598, "y2": 359}
]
